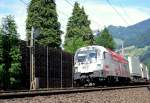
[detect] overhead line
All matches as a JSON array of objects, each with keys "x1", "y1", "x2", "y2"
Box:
[
  {"x1": 57, "y1": 9, "x2": 70, "y2": 17},
  {"x1": 64, "y1": 0, "x2": 74, "y2": 7},
  {"x1": 106, "y1": 0, "x2": 129, "y2": 25},
  {"x1": 19, "y1": 0, "x2": 28, "y2": 6},
  {"x1": 117, "y1": 1, "x2": 133, "y2": 23},
  {"x1": 64, "y1": 0, "x2": 103, "y2": 29},
  {"x1": 81, "y1": 0, "x2": 86, "y2": 4}
]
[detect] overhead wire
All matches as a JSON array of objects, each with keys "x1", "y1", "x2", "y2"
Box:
[
  {"x1": 79, "y1": 0, "x2": 102, "y2": 27},
  {"x1": 64, "y1": 0, "x2": 102, "y2": 29},
  {"x1": 117, "y1": 0, "x2": 141, "y2": 37},
  {"x1": 64, "y1": 0, "x2": 74, "y2": 7},
  {"x1": 19, "y1": 0, "x2": 105, "y2": 31},
  {"x1": 106, "y1": 0, "x2": 129, "y2": 25},
  {"x1": 19, "y1": 0, "x2": 29, "y2": 6},
  {"x1": 57, "y1": 9, "x2": 70, "y2": 17},
  {"x1": 117, "y1": 1, "x2": 133, "y2": 24}
]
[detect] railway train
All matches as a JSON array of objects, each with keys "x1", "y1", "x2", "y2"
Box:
[{"x1": 74, "y1": 45, "x2": 150, "y2": 86}]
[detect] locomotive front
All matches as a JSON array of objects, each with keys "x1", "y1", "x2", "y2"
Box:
[{"x1": 74, "y1": 46, "x2": 106, "y2": 86}]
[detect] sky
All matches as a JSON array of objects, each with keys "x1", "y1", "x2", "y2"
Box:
[{"x1": 0, "y1": 0, "x2": 150, "y2": 41}]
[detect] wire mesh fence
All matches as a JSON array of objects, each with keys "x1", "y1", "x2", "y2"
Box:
[{"x1": 21, "y1": 41, "x2": 74, "y2": 89}]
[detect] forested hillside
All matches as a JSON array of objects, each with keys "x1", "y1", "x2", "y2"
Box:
[{"x1": 108, "y1": 18, "x2": 150, "y2": 47}]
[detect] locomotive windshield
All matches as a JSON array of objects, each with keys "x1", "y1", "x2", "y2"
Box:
[
  {"x1": 75, "y1": 50, "x2": 97, "y2": 62},
  {"x1": 77, "y1": 55, "x2": 87, "y2": 62},
  {"x1": 89, "y1": 52, "x2": 97, "y2": 58},
  {"x1": 76, "y1": 51, "x2": 87, "y2": 62},
  {"x1": 88, "y1": 52, "x2": 97, "y2": 62}
]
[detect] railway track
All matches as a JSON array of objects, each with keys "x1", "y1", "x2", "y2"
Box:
[{"x1": 0, "y1": 85, "x2": 149, "y2": 99}]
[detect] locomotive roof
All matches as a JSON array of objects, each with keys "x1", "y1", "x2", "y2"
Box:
[
  {"x1": 77, "y1": 45, "x2": 108, "y2": 52},
  {"x1": 77, "y1": 45, "x2": 128, "y2": 64}
]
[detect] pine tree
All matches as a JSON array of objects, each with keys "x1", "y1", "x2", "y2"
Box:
[
  {"x1": 0, "y1": 28, "x2": 2, "y2": 63},
  {"x1": 64, "y1": 37, "x2": 88, "y2": 54},
  {"x1": 1, "y1": 15, "x2": 22, "y2": 89},
  {"x1": 0, "y1": 28, "x2": 4, "y2": 86},
  {"x1": 64, "y1": 2, "x2": 92, "y2": 53},
  {"x1": 26, "y1": 0, "x2": 61, "y2": 48},
  {"x1": 95, "y1": 28, "x2": 115, "y2": 50}
]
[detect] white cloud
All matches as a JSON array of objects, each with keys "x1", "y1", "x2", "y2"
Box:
[
  {"x1": 1, "y1": 0, "x2": 150, "y2": 41},
  {"x1": 13, "y1": 6, "x2": 27, "y2": 40},
  {"x1": 83, "y1": 3, "x2": 150, "y2": 29}
]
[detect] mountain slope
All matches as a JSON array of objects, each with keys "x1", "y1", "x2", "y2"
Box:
[{"x1": 108, "y1": 18, "x2": 150, "y2": 47}]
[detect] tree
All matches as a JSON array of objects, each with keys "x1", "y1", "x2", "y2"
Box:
[
  {"x1": 64, "y1": 2, "x2": 92, "y2": 54},
  {"x1": 64, "y1": 37, "x2": 88, "y2": 54},
  {"x1": 1, "y1": 15, "x2": 22, "y2": 89},
  {"x1": 26, "y1": 0, "x2": 61, "y2": 48},
  {"x1": 95, "y1": 28, "x2": 115, "y2": 50},
  {"x1": 0, "y1": 28, "x2": 4, "y2": 87}
]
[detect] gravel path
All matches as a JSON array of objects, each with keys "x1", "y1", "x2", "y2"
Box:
[{"x1": 0, "y1": 87, "x2": 150, "y2": 103}]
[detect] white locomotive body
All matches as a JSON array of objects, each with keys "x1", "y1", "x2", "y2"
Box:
[{"x1": 74, "y1": 45, "x2": 130, "y2": 86}]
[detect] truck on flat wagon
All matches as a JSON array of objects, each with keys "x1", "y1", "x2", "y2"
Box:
[
  {"x1": 140, "y1": 63, "x2": 149, "y2": 81},
  {"x1": 128, "y1": 56, "x2": 150, "y2": 82},
  {"x1": 128, "y1": 57, "x2": 142, "y2": 82}
]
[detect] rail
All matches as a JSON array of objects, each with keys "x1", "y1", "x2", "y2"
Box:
[{"x1": 0, "y1": 85, "x2": 150, "y2": 99}]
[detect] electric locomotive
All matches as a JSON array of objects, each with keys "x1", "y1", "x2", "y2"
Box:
[{"x1": 74, "y1": 45, "x2": 130, "y2": 86}]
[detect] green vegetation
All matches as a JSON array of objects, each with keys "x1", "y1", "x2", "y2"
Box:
[
  {"x1": 108, "y1": 19, "x2": 150, "y2": 47},
  {"x1": 95, "y1": 28, "x2": 115, "y2": 50},
  {"x1": 0, "y1": 15, "x2": 22, "y2": 89},
  {"x1": 0, "y1": 28, "x2": 3, "y2": 84},
  {"x1": 123, "y1": 45, "x2": 150, "y2": 56},
  {"x1": 64, "y1": 2, "x2": 92, "y2": 54},
  {"x1": 26, "y1": 0, "x2": 61, "y2": 48}
]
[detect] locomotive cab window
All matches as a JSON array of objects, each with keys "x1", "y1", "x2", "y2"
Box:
[
  {"x1": 75, "y1": 50, "x2": 98, "y2": 62},
  {"x1": 87, "y1": 51, "x2": 97, "y2": 62},
  {"x1": 76, "y1": 51, "x2": 87, "y2": 62},
  {"x1": 89, "y1": 52, "x2": 97, "y2": 58}
]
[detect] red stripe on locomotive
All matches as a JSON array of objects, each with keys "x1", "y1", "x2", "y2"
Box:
[{"x1": 108, "y1": 49, "x2": 128, "y2": 64}]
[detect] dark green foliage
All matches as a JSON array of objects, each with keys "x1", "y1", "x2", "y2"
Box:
[
  {"x1": 64, "y1": 2, "x2": 92, "y2": 53},
  {"x1": 0, "y1": 28, "x2": 2, "y2": 62},
  {"x1": 26, "y1": 0, "x2": 61, "y2": 48},
  {"x1": 0, "y1": 28, "x2": 4, "y2": 83},
  {"x1": 64, "y1": 37, "x2": 88, "y2": 54},
  {"x1": 95, "y1": 28, "x2": 115, "y2": 50},
  {"x1": 1, "y1": 15, "x2": 22, "y2": 89},
  {"x1": 9, "y1": 47, "x2": 22, "y2": 88},
  {"x1": 136, "y1": 29, "x2": 150, "y2": 47}
]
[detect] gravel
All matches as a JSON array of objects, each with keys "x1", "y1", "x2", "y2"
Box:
[{"x1": 0, "y1": 87, "x2": 150, "y2": 103}]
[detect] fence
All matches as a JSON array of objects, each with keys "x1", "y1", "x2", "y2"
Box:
[{"x1": 20, "y1": 41, "x2": 74, "y2": 89}]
